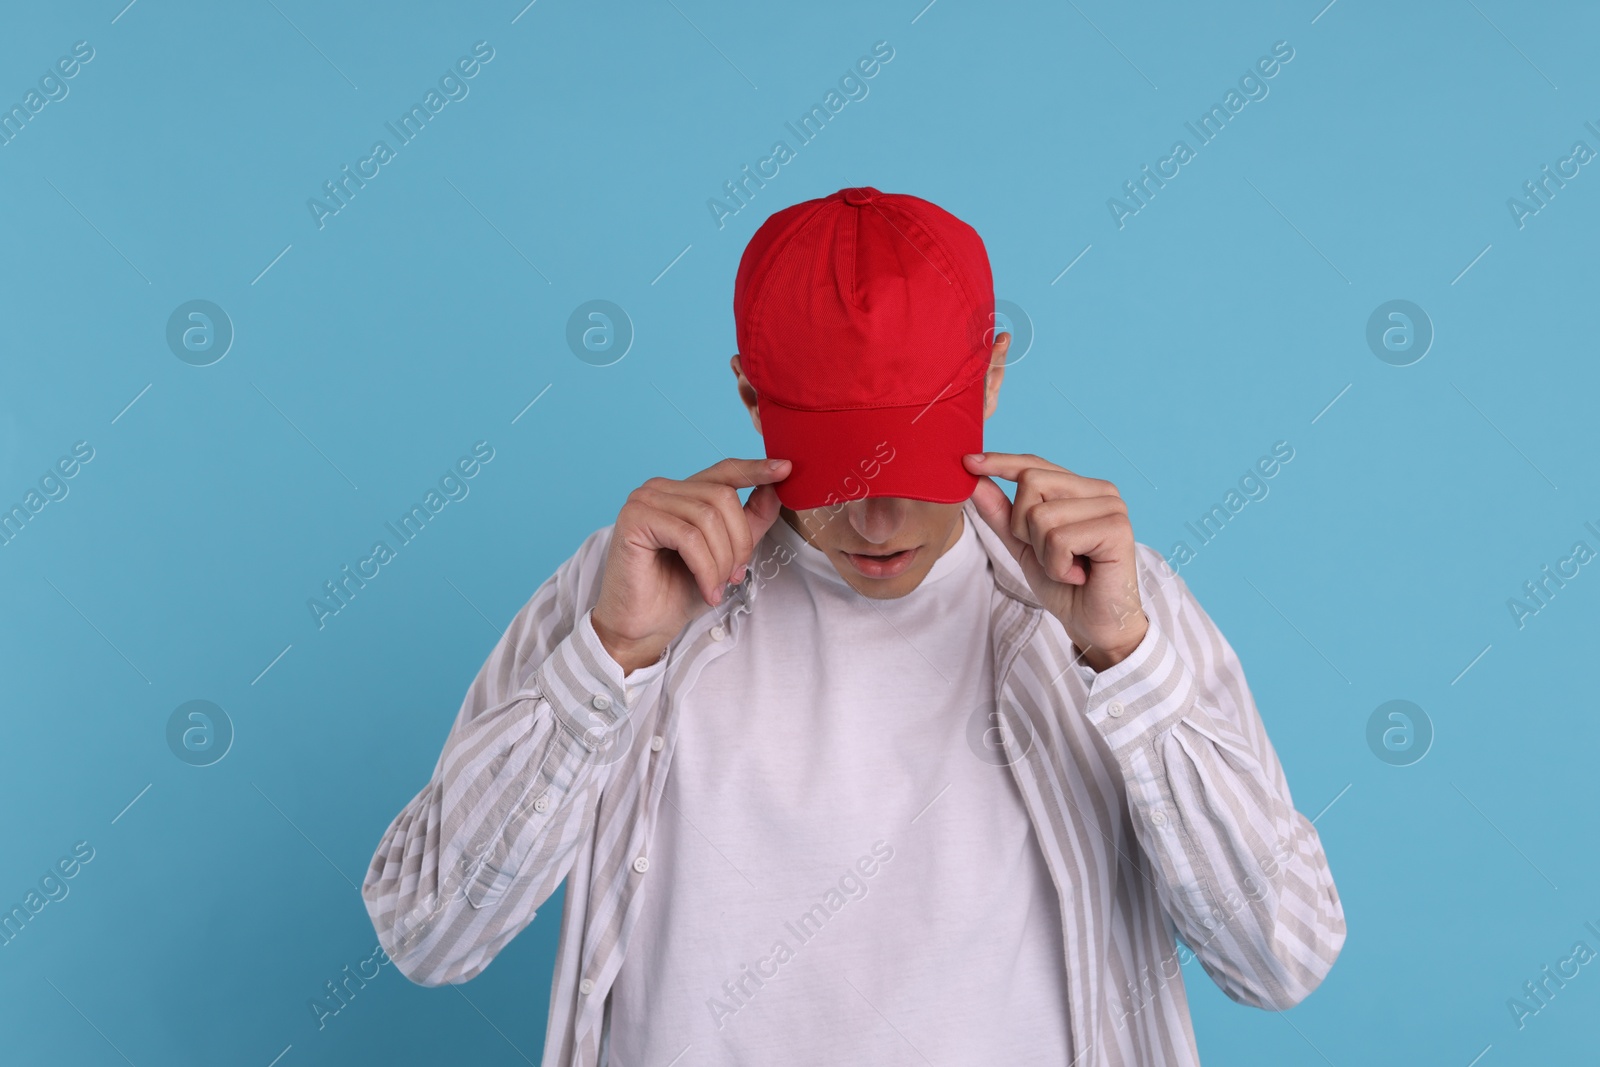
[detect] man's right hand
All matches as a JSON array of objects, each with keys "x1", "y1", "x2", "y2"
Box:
[{"x1": 590, "y1": 457, "x2": 790, "y2": 674}]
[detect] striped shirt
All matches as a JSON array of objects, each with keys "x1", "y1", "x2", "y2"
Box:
[{"x1": 361, "y1": 498, "x2": 1346, "y2": 1066}]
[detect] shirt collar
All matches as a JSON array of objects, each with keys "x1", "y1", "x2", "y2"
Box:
[
  {"x1": 960, "y1": 498, "x2": 1046, "y2": 611},
  {"x1": 713, "y1": 499, "x2": 1045, "y2": 633}
]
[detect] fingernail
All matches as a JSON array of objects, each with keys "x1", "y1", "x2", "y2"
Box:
[
  {"x1": 711, "y1": 587, "x2": 723, "y2": 605},
  {"x1": 966, "y1": 453, "x2": 983, "y2": 462},
  {"x1": 734, "y1": 564, "x2": 747, "y2": 583},
  {"x1": 767, "y1": 458, "x2": 788, "y2": 469}
]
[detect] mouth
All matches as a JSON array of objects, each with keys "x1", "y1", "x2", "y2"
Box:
[{"x1": 841, "y1": 546, "x2": 919, "y2": 579}]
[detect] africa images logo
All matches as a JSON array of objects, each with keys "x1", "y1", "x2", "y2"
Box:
[
  {"x1": 706, "y1": 840, "x2": 895, "y2": 1030},
  {"x1": 307, "y1": 442, "x2": 495, "y2": 629},
  {"x1": 706, "y1": 40, "x2": 895, "y2": 231},
  {"x1": 1106, "y1": 40, "x2": 1295, "y2": 229},
  {"x1": 307, "y1": 42, "x2": 495, "y2": 230}
]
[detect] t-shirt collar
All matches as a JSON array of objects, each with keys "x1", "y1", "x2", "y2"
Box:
[{"x1": 766, "y1": 507, "x2": 982, "y2": 593}]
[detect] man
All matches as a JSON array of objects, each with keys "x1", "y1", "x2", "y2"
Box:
[{"x1": 363, "y1": 186, "x2": 1345, "y2": 1065}]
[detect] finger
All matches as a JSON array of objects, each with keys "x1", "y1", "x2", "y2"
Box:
[
  {"x1": 645, "y1": 513, "x2": 727, "y2": 605},
  {"x1": 740, "y1": 484, "x2": 784, "y2": 574},
  {"x1": 644, "y1": 488, "x2": 737, "y2": 592},
  {"x1": 968, "y1": 476, "x2": 1028, "y2": 563},
  {"x1": 688, "y1": 456, "x2": 792, "y2": 490},
  {"x1": 674, "y1": 480, "x2": 755, "y2": 580},
  {"x1": 1036, "y1": 515, "x2": 1132, "y2": 587},
  {"x1": 1019, "y1": 496, "x2": 1128, "y2": 558},
  {"x1": 965, "y1": 452, "x2": 1118, "y2": 499},
  {"x1": 981, "y1": 461, "x2": 1120, "y2": 546},
  {"x1": 962, "y1": 451, "x2": 1073, "y2": 484}
]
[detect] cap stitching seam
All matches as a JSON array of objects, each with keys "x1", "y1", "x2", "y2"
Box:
[
  {"x1": 738, "y1": 192, "x2": 991, "y2": 407},
  {"x1": 755, "y1": 364, "x2": 988, "y2": 413},
  {"x1": 742, "y1": 199, "x2": 834, "y2": 362},
  {"x1": 873, "y1": 202, "x2": 978, "y2": 317}
]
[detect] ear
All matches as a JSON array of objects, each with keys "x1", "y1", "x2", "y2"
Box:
[
  {"x1": 983, "y1": 332, "x2": 1009, "y2": 420},
  {"x1": 731, "y1": 354, "x2": 763, "y2": 435}
]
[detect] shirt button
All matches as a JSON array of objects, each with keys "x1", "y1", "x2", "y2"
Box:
[
  {"x1": 592, "y1": 693, "x2": 612, "y2": 712},
  {"x1": 533, "y1": 795, "x2": 550, "y2": 814},
  {"x1": 1150, "y1": 808, "x2": 1167, "y2": 827},
  {"x1": 579, "y1": 979, "x2": 595, "y2": 995},
  {"x1": 650, "y1": 736, "x2": 664, "y2": 752},
  {"x1": 710, "y1": 625, "x2": 726, "y2": 641},
  {"x1": 632, "y1": 856, "x2": 650, "y2": 874},
  {"x1": 625, "y1": 686, "x2": 636, "y2": 704},
  {"x1": 1108, "y1": 701, "x2": 1125, "y2": 718}
]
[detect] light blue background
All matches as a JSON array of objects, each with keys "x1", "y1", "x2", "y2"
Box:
[{"x1": 2, "y1": 1, "x2": 1596, "y2": 1064}]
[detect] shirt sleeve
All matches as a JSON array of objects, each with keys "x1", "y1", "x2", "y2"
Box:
[
  {"x1": 1078, "y1": 544, "x2": 1347, "y2": 1010},
  {"x1": 361, "y1": 526, "x2": 669, "y2": 987}
]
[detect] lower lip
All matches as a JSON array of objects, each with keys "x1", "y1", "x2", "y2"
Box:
[{"x1": 843, "y1": 547, "x2": 918, "y2": 579}]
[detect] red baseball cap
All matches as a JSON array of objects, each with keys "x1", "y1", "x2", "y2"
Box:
[{"x1": 733, "y1": 186, "x2": 996, "y2": 511}]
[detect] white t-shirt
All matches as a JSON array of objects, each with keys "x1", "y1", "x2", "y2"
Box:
[{"x1": 609, "y1": 510, "x2": 1072, "y2": 1065}]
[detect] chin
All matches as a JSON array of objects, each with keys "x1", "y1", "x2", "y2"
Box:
[{"x1": 844, "y1": 565, "x2": 930, "y2": 600}]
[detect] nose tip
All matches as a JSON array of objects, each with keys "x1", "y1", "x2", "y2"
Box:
[{"x1": 846, "y1": 496, "x2": 905, "y2": 543}]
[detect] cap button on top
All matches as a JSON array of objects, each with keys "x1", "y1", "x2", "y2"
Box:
[{"x1": 841, "y1": 186, "x2": 878, "y2": 206}]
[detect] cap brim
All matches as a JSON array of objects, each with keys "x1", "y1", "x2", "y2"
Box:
[{"x1": 756, "y1": 373, "x2": 984, "y2": 511}]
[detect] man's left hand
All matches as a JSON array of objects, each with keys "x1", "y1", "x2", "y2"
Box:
[{"x1": 964, "y1": 452, "x2": 1148, "y2": 672}]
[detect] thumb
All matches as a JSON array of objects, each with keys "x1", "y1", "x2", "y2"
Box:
[
  {"x1": 741, "y1": 483, "x2": 783, "y2": 549},
  {"x1": 969, "y1": 476, "x2": 1027, "y2": 563}
]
